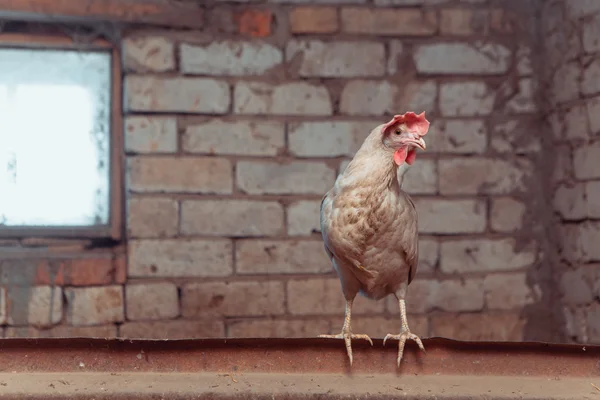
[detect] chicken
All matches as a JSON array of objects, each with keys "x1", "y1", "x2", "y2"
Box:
[{"x1": 319, "y1": 111, "x2": 430, "y2": 367}]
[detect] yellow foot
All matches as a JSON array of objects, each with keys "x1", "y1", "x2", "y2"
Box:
[
  {"x1": 383, "y1": 331, "x2": 426, "y2": 367},
  {"x1": 319, "y1": 331, "x2": 373, "y2": 365}
]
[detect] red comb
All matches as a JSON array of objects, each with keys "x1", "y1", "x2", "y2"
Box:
[{"x1": 381, "y1": 111, "x2": 430, "y2": 137}]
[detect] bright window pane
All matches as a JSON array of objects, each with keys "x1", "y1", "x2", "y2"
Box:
[{"x1": 0, "y1": 48, "x2": 111, "y2": 227}]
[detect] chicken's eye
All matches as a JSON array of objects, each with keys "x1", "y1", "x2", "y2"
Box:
[{"x1": 394, "y1": 129, "x2": 401, "y2": 135}]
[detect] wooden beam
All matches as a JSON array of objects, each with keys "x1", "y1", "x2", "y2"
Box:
[{"x1": 0, "y1": 0, "x2": 204, "y2": 29}]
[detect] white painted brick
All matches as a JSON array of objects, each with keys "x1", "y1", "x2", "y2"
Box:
[
  {"x1": 287, "y1": 200, "x2": 321, "y2": 236},
  {"x1": 180, "y1": 200, "x2": 284, "y2": 237},
  {"x1": 441, "y1": 238, "x2": 536, "y2": 274},
  {"x1": 234, "y1": 82, "x2": 332, "y2": 115},
  {"x1": 554, "y1": 183, "x2": 587, "y2": 220},
  {"x1": 286, "y1": 40, "x2": 384, "y2": 77},
  {"x1": 180, "y1": 41, "x2": 283, "y2": 76},
  {"x1": 128, "y1": 157, "x2": 232, "y2": 194},
  {"x1": 574, "y1": 140, "x2": 600, "y2": 179},
  {"x1": 183, "y1": 120, "x2": 284, "y2": 156},
  {"x1": 288, "y1": 121, "x2": 378, "y2": 157},
  {"x1": 505, "y1": 78, "x2": 537, "y2": 114},
  {"x1": 439, "y1": 157, "x2": 530, "y2": 195},
  {"x1": 9, "y1": 286, "x2": 62, "y2": 327},
  {"x1": 236, "y1": 240, "x2": 331, "y2": 274},
  {"x1": 395, "y1": 278, "x2": 484, "y2": 313},
  {"x1": 66, "y1": 286, "x2": 124, "y2": 326},
  {"x1": 125, "y1": 76, "x2": 230, "y2": 114},
  {"x1": 374, "y1": 0, "x2": 447, "y2": 5},
  {"x1": 129, "y1": 239, "x2": 233, "y2": 278},
  {"x1": 588, "y1": 96, "x2": 600, "y2": 134},
  {"x1": 127, "y1": 197, "x2": 179, "y2": 238},
  {"x1": 490, "y1": 119, "x2": 541, "y2": 154},
  {"x1": 484, "y1": 273, "x2": 538, "y2": 310},
  {"x1": 414, "y1": 42, "x2": 511, "y2": 75},
  {"x1": 418, "y1": 238, "x2": 438, "y2": 274},
  {"x1": 429, "y1": 119, "x2": 487, "y2": 153},
  {"x1": 402, "y1": 158, "x2": 437, "y2": 194},
  {"x1": 560, "y1": 222, "x2": 600, "y2": 262},
  {"x1": 237, "y1": 161, "x2": 336, "y2": 195},
  {"x1": 126, "y1": 283, "x2": 179, "y2": 321},
  {"x1": 566, "y1": 0, "x2": 600, "y2": 18},
  {"x1": 553, "y1": 62, "x2": 581, "y2": 103},
  {"x1": 340, "y1": 80, "x2": 436, "y2": 116},
  {"x1": 490, "y1": 197, "x2": 526, "y2": 233},
  {"x1": 586, "y1": 181, "x2": 600, "y2": 218},
  {"x1": 414, "y1": 198, "x2": 486, "y2": 234},
  {"x1": 387, "y1": 40, "x2": 404, "y2": 74},
  {"x1": 517, "y1": 44, "x2": 533, "y2": 76},
  {"x1": 440, "y1": 81, "x2": 494, "y2": 116},
  {"x1": 560, "y1": 267, "x2": 595, "y2": 306},
  {"x1": 583, "y1": 15, "x2": 600, "y2": 53},
  {"x1": 124, "y1": 116, "x2": 177, "y2": 154},
  {"x1": 122, "y1": 36, "x2": 175, "y2": 72}
]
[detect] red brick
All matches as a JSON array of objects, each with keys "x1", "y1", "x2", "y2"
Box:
[
  {"x1": 182, "y1": 281, "x2": 285, "y2": 318},
  {"x1": 119, "y1": 320, "x2": 224, "y2": 339},
  {"x1": 68, "y1": 258, "x2": 114, "y2": 286},
  {"x1": 341, "y1": 8, "x2": 437, "y2": 36},
  {"x1": 289, "y1": 7, "x2": 338, "y2": 34},
  {"x1": 227, "y1": 318, "x2": 330, "y2": 338},
  {"x1": 235, "y1": 9, "x2": 272, "y2": 37},
  {"x1": 430, "y1": 312, "x2": 526, "y2": 341}
]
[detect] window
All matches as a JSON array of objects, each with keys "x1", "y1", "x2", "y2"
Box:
[{"x1": 0, "y1": 35, "x2": 122, "y2": 239}]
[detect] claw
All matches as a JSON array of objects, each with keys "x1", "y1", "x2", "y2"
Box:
[
  {"x1": 319, "y1": 332, "x2": 374, "y2": 365},
  {"x1": 383, "y1": 331, "x2": 426, "y2": 367}
]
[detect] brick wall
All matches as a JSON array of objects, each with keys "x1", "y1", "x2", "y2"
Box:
[
  {"x1": 542, "y1": 0, "x2": 600, "y2": 343},
  {"x1": 0, "y1": 0, "x2": 580, "y2": 342}
]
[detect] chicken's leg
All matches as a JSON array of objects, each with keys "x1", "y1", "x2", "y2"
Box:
[
  {"x1": 319, "y1": 298, "x2": 373, "y2": 365},
  {"x1": 383, "y1": 297, "x2": 425, "y2": 367}
]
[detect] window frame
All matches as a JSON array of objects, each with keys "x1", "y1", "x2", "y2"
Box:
[{"x1": 0, "y1": 33, "x2": 123, "y2": 240}]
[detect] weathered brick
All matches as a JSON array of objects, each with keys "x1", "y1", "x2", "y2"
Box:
[
  {"x1": 128, "y1": 157, "x2": 232, "y2": 194},
  {"x1": 587, "y1": 96, "x2": 600, "y2": 134},
  {"x1": 490, "y1": 118, "x2": 541, "y2": 154},
  {"x1": 584, "y1": 60, "x2": 600, "y2": 98},
  {"x1": 387, "y1": 40, "x2": 404, "y2": 74},
  {"x1": 5, "y1": 325, "x2": 117, "y2": 339},
  {"x1": 129, "y1": 239, "x2": 233, "y2": 278},
  {"x1": 235, "y1": 9, "x2": 272, "y2": 37},
  {"x1": 126, "y1": 283, "x2": 179, "y2": 321},
  {"x1": 440, "y1": 9, "x2": 487, "y2": 35},
  {"x1": 183, "y1": 120, "x2": 284, "y2": 156},
  {"x1": 287, "y1": 40, "x2": 384, "y2": 77},
  {"x1": 441, "y1": 238, "x2": 536, "y2": 274},
  {"x1": 585, "y1": 15, "x2": 600, "y2": 54},
  {"x1": 66, "y1": 286, "x2": 124, "y2": 326},
  {"x1": 289, "y1": 7, "x2": 338, "y2": 33},
  {"x1": 7, "y1": 286, "x2": 62, "y2": 327},
  {"x1": 553, "y1": 62, "x2": 581, "y2": 103},
  {"x1": 574, "y1": 140, "x2": 600, "y2": 179},
  {"x1": 401, "y1": 158, "x2": 437, "y2": 194},
  {"x1": 559, "y1": 222, "x2": 600, "y2": 262},
  {"x1": 586, "y1": 181, "x2": 600, "y2": 218},
  {"x1": 374, "y1": 0, "x2": 447, "y2": 5},
  {"x1": 29, "y1": 257, "x2": 114, "y2": 287},
  {"x1": 125, "y1": 76, "x2": 230, "y2": 114},
  {"x1": 563, "y1": 306, "x2": 587, "y2": 341},
  {"x1": 418, "y1": 238, "x2": 438, "y2": 274},
  {"x1": 114, "y1": 254, "x2": 127, "y2": 284},
  {"x1": 120, "y1": 320, "x2": 225, "y2": 339},
  {"x1": 440, "y1": 81, "x2": 494, "y2": 116},
  {"x1": 182, "y1": 281, "x2": 285, "y2": 317},
  {"x1": 566, "y1": 0, "x2": 600, "y2": 18},
  {"x1": 504, "y1": 78, "x2": 537, "y2": 114},
  {"x1": 236, "y1": 240, "x2": 330, "y2": 274},
  {"x1": 560, "y1": 267, "x2": 595, "y2": 306},
  {"x1": 0, "y1": 287, "x2": 5, "y2": 325},
  {"x1": 439, "y1": 158, "x2": 530, "y2": 195},
  {"x1": 237, "y1": 161, "x2": 335, "y2": 195},
  {"x1": 414, "y1": 199, "x2": 486, "y2": 234},
  {"x1": 554, "y1": 183, "x2": 586, "y2": 220},
  {"x1": 270, "y1": 0, "x2": 367, "y2": 4},
  {"x1": 387, "y1": 278, "x2": 484, "y2": 314},
  {"x1": 490, "y1": 197, "x2": 526, "y2": 233},
  {"x1": 228, "y1": 318, "x2": 330, "y2": 337},
  {"x1": 414, "y1": 42, "x2": 510, "y2": 75},
  {"x1": 340, "y1": 80, "x2": 436, "y2": 116},
  {"x1": 127, "y1": 197, "x2": 178, "y2": 238},
  {"x1": 429, "y1": 119, "x2": 487, "y2": 153},
  {"x1": 431, "y1": 312, "x2": 526, "y2": 341},
  {"x1": 122, "y1": 36, "x2": 175, "y2": 72},
  {"x1": 588, "y1": 303, "x2": 600, "y2": 342},
  {"x1": 287, "y1": 200, "x2": 321, "y2": 236},
  {"x1": 517, "y1": 44, "x2": 533, "y2": 76},
  {"x1": 288, "y1": 121, "x2": 377, "y2": 157},
  {"x1": 349, "y1": 315, "x2": 428, "y2": 338},
  {"x1": 341, "y1": 8, "x2": 437, "y2": 36},
  {"x1": 484, "y1": 273, "x2": 537, "y2": 310},
  {"x1": 180, "y1": 41, "x2": 282, "y2": 76},
  {"x1": 489, "y1": 8, "x2": 519, "y2": 33},
  {"x1": 234, "y1": 81, "x2": 332, "y2": 115},
  {"x1": 287, "y1": 278, "x2": 384, "y2": 315},
  {"x1": 180, "y1": 200, "x2": 284, "y2": 237},
  {"x1": 124, "y1": 116, "x2": 177, "y2": 154}
]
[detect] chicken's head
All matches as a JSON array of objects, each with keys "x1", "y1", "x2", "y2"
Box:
[{"x1": 381, "y1": 111, "x2": 430, "y2": 166}]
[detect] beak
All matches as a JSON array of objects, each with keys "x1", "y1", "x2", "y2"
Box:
[{"x1": 403, "y1": 136, "x2": 427, "y2": 151}]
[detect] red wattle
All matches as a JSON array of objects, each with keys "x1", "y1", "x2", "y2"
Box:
[
  {"x1": 406, "y1": 149, "x2": 417, "y2": 165},
  {"x1": 394, "y1": 148, "x2": 407, "y2": 165}
]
